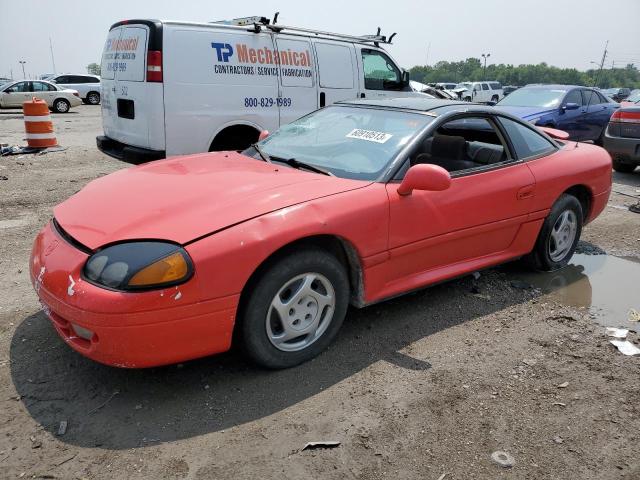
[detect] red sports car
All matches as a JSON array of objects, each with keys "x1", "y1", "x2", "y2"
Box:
[{"x1": 30, "y1": 98, "x2": 612, "y2": 369}]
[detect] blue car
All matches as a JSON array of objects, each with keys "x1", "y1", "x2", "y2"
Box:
[{"x1": 496, "y1": 84, "x2": 618, "y2": 143}]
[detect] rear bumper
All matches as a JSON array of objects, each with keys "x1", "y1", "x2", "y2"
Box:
[
  {"x1": 603, "y1": 131, "x2": 640, "y2": 164},
  {"x1": 96, "y1": 135, "x2": 165, "y2": 164}
]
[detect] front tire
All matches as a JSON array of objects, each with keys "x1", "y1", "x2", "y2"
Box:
[
  {"x1": 524, "y1": 194, "x2": 583, "y2": 271},
  {"x1": 239, "y1": 248, "x2": 350, "y2": 369},
  {"x1": 52, "y1": 98, "x2": 70, "y2": 113}
]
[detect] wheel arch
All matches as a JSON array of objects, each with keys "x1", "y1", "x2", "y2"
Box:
[
  {"x1": 563, "y1": 184, "x2": 592, "y2": 221},
  {"x1": 208, "y1": 121, "x2": 263, "y2": 152},
  {"x1": 237, "y1": 234, "x2": 365, "y2": 317}
]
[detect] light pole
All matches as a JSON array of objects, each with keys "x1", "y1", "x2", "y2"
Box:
[
  {"x1": 19, "y1": 60, "x2": 26, "y2": 79},
  {"x1": 481, "y1": 53, "x2": 491, "y2": 78}
]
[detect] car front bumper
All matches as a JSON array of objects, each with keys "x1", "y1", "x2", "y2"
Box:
[
  {"x1": 30, "y1": 221, "x2": 238, "y2": 368},
  {"x1": 96, "y1": 135, "x2": 165, "y2": 164}
]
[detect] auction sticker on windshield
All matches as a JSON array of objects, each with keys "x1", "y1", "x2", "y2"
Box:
[{"x1": 346, "y1": 129, "x2": 393, "y2": 143}]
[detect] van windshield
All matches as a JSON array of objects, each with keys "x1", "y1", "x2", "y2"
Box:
[{"x1": 243, "y1": 105, "x2": 433, "y2": 181}]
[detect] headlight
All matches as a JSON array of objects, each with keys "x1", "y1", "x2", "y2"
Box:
[
  {"x1": 528, "y1": 117, "x2": 541, "y2": 125},
  {"x1": 83, "y1": 241, "x2": 193, "y2": 291}
]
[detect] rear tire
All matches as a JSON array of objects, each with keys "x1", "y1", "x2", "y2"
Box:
[
  {"x1": 612, "y1": 157, "x2": 637, "y2": 173},
  {"x1": 52, "y1": 98, "x2": 70, "y2": 113},
  {"x1": 524, "y1": 194, "x2": 583, "y2": 271},
  {"x1": 86, "y1": 92, "x2": 100, "y2": 105},
  {"x1": 491, "y1": 95, "x2": 499, "y2": 103},
  {"x1": 238, "y1": 248, "x2": 349, "y2": 369}
]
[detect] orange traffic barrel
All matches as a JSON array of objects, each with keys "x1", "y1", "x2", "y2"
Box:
[{"x1": 23, "y1": 97, "x2": 57, "y2": 148}]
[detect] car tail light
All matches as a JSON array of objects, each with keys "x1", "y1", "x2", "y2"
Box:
[
  {"x1": 147, "y1": 50, "x2": 163, "y2": 82},
  {"x1": 73, "y1": 92, "x2": 80, "y2": 97},
  {"x1": 610, "y1": 110, "x2": 640, "y2": 124}
]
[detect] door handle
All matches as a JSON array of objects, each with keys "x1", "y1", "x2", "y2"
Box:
[
  {"x1": 517, "y1": 185, "x2": 534, "y2": 200},
  {"x1": 360, "y1": 93, "x2": 366, "y2": 98}
]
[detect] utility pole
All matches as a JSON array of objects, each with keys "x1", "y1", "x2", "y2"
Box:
[
  {"x1": 19, "y1": 60, "x2": 26, "y2": 79},
  {"x1": 49, "y1": 37, "x2": 57, "y2": 74},
  {"x1": 594, "y1": 40, "x2": 608, "y2": 89},
  {"x1": 426, "y1": 42, "x2": 431, "y2": 66},
  {"x1": 481, "y1": 53, "x2": 491, "y2": 79}
]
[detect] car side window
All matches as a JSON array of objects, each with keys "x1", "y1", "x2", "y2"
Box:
[
  {"x1": 582, "y1": 89, "x2": 602, "y2": 105},
  {"x1": 56, "y1": 76, "x2": 70, "y2": 84},
  {"x1": 7, "y1": 81, "x2": 30, "y2": 93},
  {"x1": 32, "y1": 82, "x2": 54, "y2": 92},
  {"x1": 482, "y1": 83, "x2": 490, "y2": 91},
  {"x1": 405, "y1": 116, "x2": 511, "y2": 176},
  {"x1": 361, "y1": 49, "x2": 402, "y2": 91},
  {"x1": 564, "y1": 90, "x2": 582, "y2": 106},
  {"x1": 498, "y1": 117, "x2": 556, "y2": 159}
]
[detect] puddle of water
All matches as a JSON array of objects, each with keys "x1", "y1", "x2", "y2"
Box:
[{"x1": 510, "y1": 253, "x2": 640, "y2": 332}]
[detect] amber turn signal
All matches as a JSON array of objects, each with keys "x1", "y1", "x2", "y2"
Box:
[{"x1": 128, "y1": 252, "x2": 189, "y2": 287}]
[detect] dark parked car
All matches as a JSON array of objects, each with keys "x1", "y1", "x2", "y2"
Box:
[
  {"x1": 496, "y1": 84, "x2": 618, "y2": 143},
  {"x1": 503, "y1": 85, "x2": 519, "y2": 96},
  {"x1": 603, "y1": 88, "x2": 631, "y2": 102},
  {"x1": 604, "y1": 104, "x2": 640, "y2": 173}
]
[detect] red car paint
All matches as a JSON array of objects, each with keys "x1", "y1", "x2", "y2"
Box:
[{"x1": 30, "y1": 140, "x2": 611, "y2": 368}]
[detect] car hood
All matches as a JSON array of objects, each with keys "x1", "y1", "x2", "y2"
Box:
[
  {"x1": 54, "y1": 152, "x2": 370, "y2": 249},
  {"x1": 495, "y1": 105, "x2": 557, "y2": 120}
]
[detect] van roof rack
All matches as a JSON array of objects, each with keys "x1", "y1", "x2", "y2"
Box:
[{"x1": 214, "y1": 13, "x2": 396, "y2": 46}]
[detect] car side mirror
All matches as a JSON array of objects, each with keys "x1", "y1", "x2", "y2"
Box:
[
  {"x1": 563, "y1": 102, "x2": 580, "y2": 111},
  {"x1": 258, "y1": 130, "x2": 269, "y2": 141},
  {"x1": 397, "y1": 164, "x2": 451, "y2": 196}
]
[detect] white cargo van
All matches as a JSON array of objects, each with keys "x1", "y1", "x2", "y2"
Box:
[{"x1": 97, "y1": 16, "x2": 417, "y2": 162}]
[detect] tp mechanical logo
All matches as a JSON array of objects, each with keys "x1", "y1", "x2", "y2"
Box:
[{"x1": 211, "y1": 43, "x2": 234, "y2": 62}]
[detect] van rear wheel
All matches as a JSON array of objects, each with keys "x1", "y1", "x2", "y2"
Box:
[{"x1": 86, "y1": 92, "x2": 100, "y2": 105}]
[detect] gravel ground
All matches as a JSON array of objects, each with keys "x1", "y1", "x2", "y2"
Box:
[{"x1": 1, "y1": 106, "x2": 639, "y2": 480}]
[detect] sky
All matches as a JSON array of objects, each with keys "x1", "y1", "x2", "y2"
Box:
[{"x1": 1, "y1": 0, "x2": 639, "y2": 79}]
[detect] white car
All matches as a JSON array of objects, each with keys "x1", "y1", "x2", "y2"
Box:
[
  {"x1": 97, "y1": 16, "x2": 424, "y2": 162},
  {"x1": 48, "y1": 74, "x2": 101, "y2": 105},
  {"x1": 454, "y1": 81, "x2": 504, "y2": 103},
  {"x1": 0, "y1": 80, "x2": 82, "y2": 113}
]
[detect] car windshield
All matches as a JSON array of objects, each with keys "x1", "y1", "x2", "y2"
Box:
[
  {"x1": 497, "y1": 88, "x2": 566, "y2": 108},
  {"x1": 242, "y1": 105, "x2": 433, "y2": 180}
]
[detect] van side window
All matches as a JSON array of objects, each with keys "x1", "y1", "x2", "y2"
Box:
[{"x1": 361, "y1": 49, "x2": 401, "y2": 91}]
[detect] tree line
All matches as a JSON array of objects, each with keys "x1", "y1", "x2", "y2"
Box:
[{"x1": 409, "y1": 58, "x2": 640, "y2": 89}]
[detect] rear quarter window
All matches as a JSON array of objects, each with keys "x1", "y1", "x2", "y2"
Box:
[{"x1": 499, "y1": 117, "x2": 556, "y2": 159}]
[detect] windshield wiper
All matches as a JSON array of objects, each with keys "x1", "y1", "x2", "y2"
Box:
[
  {"x1": 251, "y1": 143, "x2": 271, "y2": 163},
  {"x1": 273, "y1": 157, "x2": 334, "y2": 176}
]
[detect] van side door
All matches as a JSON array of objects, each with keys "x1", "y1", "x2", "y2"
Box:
[
  {"x1": 275, "y1": 37, "x2": 318, "y2": 126},
  {"x1": 313, "y1": 40, "x2": 359, "y2": 107},
  {"x1": 356, "y1": 47, "x2": 410, "y2": 99}
]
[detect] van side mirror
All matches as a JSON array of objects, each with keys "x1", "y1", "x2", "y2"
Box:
[
  {"x1": 258, "y1": 130, "x2": 270, "y2": 141},
  {"x1": 397, "y1": 164, "x2": 451, "y2": 196},
  {"x1": 401, "y1": 70, "x2": 410, "y2": 87}
]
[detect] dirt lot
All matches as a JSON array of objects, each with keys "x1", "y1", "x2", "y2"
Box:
[{"x1": 1, "y1": 107, "x2": 640, "y2": 480}]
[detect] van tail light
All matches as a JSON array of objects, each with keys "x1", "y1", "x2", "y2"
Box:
[
  {"x1": 610, "y1": 110, "x2": 640, "y2": 124},
  {"x1": 147, "y1": 50, "x2": 163, "y2": 82}
]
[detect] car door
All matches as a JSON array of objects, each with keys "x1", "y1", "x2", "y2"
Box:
[
  {"x1": 313, "y1": 40, "x2": 359, "y2": 107},
  {"x1": 356, "y1": 47, "x2": 410, "y2": 99},
  {"x1": 384, "y1": 114, "x2": 536, "y2": 283},
  {"x1": 1, "y1": 81, "x2": 32, "y2": 107},
  {"x1": 556, "y1": 89, "x2": 586, "y2": 140},
  {"x1": 275, "y1": 37, "x2": 318, "y2": 126},
  {"x1": 582, "y1": 89, "x2": 614, "y2": 141},
  {"x1": 31, "y1": 81, "x2": 56, "y2": 105}
]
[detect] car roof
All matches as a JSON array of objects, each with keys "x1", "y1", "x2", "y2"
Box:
[
  {"x1": 337, "y1": 97, "x2": 495, "y2": 116},
  {"x1": 523, "y1": 84, "x2": 590, "y2": 91}
]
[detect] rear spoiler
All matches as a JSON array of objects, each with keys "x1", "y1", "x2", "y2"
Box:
[{"x1": 538, "y1": 126, "x2": 570, "y2": 140}]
